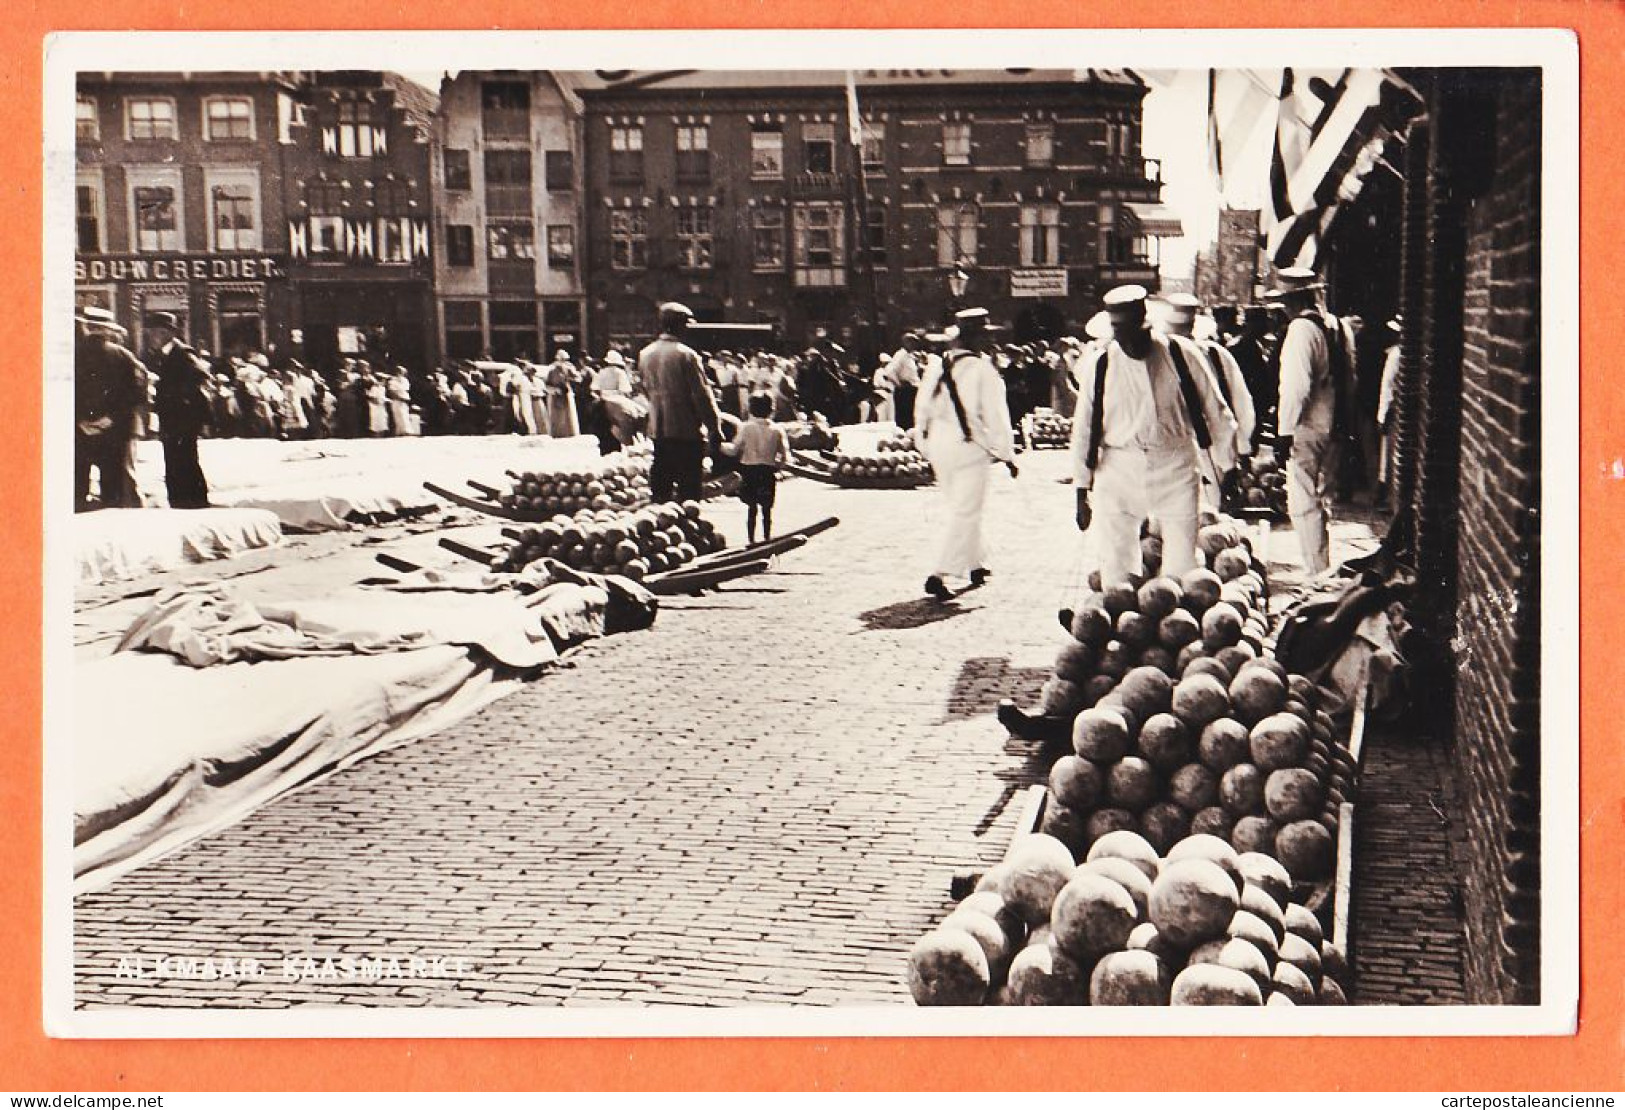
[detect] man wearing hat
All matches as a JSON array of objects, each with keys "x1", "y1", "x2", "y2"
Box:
[
  {"x1": 1160, "y1": 292, "x2": 1256, "y2": 462},
  {"x1": 914, "y1": 307, "x2": 1018, "y2": 601},
  {"x1": 145, "y1": 311, "x2": 213, "y2": 508},
  {"x1": 1069, "y1": 285, "x2": 1238, "y2": 587},
  {"x1": 1274, "y1": 266, "x2": 1347, "y2": 575},
  {"x1": 74, "y1": 305, "x2": 148, "y2": 511},
  {"x1": 638, "y1": 302, "x2": 722, "y2": 502}
]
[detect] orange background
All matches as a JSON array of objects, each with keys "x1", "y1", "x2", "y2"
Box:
[{"x1": 4, "y1": 0, "x2": 1619, "y2": 1092}]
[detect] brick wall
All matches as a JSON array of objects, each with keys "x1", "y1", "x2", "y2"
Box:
[{"x1": 1450, "y1": 73, "x2": 1542, "y2": 1004}]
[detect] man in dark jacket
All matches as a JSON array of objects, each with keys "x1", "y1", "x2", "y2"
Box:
[
  {"x1": 146, "y1": 312, "x2": 213, "y2": 508},
  {"x1": 638, "y1": 302, "x2": 721, "y2": 502},
  {"x1": 74, "y1": 306, "x2": 148, "y2": 511}
]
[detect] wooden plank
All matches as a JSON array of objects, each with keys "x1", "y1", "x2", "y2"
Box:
[
  {"x1": 1348, "y1": 671, "x2": 1372, "y2": 769},
  {"x1": 438, "y1": 536, "x2": 497, "y2": 566},
  {"x1": 374, "y1": 552, "x2": 421, "y2": 574},
  {"x1": 423, "y1": 481, "x2": 533, "y2": 522},
  {"x1": 1333, "y1": 800, "x2": 1356, "y2": 956},
  {"x1": 646, "y1": 558, "x2": 770, "y2": 595},
  {"x1": 1003, "y1": 784, "x2": 1050, "y2": 862}
]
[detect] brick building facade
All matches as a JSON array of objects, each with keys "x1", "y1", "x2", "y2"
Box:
[
  {"x1": 1192, "y1": 207, "x2": 1262, "y2": 308},
  {"x1": 431, "y1": 71, "x2": 585, "y2": 363},
  {"x1": 281, "y1": 72, "x2": 438, "y2": 372},
  {"x1": 74, "y1": 72, "x2": 300, "y2": 360},
  {"x1": 1382, "y1": 68, "x2": 1543, "y2": 1004},
  {"x1": 571, "y1": 70, "x2": 1177, "y2": 360}
]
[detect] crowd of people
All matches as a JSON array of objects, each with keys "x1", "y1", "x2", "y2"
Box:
[{"x1": 76, "y1": 278, "x2": 1403, "y2": 604}]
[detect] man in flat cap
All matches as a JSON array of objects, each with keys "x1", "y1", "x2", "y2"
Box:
[
  {"x1": 914, "y1": 307, "x2": 1018, "y2": 601},
  {"x1": 638, "y1": 302, "x2": 721, "y2": 502},
  {"x1": 74, "y1": 305, "x2": 148, "y2": 511},
  {"x1": 145, "y1": 311, "x2": 214, "y2": 508},
  {"x1": 1069, "y1": 285, "x2": 1238, "y2": 586},
  {"x1": 1160, "y1": 292, "x2": 1256, "y2": 465},
  {"x1": 1274, "y1": 266, "x2": 1350, "y2": 575}
]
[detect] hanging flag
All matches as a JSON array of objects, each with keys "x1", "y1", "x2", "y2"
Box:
[
  {"x1": 1265, "y1": 67, "x2": 1424, "y2": 267},
  {"x1": 1205, "y1": 68, "x2": 1276, "y2": 198},
  {"x1": 844, "y1": 71, "x2": 863, "y2": 148}
]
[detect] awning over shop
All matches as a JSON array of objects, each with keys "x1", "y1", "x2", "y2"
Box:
[{"x1": 1126, "y1": 202, "x2": 1185, "y2": 238}]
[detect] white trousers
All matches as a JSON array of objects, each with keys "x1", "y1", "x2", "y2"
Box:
[
  {"x1": 1287, "y1": 429, "x2": 1336, "y2": 575},
  {"x1": 1089, "y1": 443, "x2": 1200, "y2": 587},
  {"x1": 923, "y1": 437, "x2": 992, "y2": 579}
]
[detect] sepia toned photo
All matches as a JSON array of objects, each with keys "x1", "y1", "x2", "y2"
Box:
[{"x1": 43, "y1": 29, "x2": 1577, "y2": 1038}]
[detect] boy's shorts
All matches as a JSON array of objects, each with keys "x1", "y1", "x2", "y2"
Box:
[{"x1": 738, "y1": 464, "x2": 778, "y2": 508}]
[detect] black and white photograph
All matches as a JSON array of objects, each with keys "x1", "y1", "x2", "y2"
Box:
[{"x1": 44, "y1": 29, "x2": 1577, "y2": 1037}]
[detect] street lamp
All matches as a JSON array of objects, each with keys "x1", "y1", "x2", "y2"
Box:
[{"x1": 948, "y1": 260, "x2": 972, "y2": 310}]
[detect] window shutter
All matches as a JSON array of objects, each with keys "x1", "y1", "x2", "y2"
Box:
[
  {"x1": 321, "y1": 127, "x2": 337, "y2": 155},
  {"x1": 373, "y1": 126, "x2": 388, "y2": 156},
  {"x1": 289, "y1": 220, "x2": 307, "y2": 259},
  {"x1": 412, "y1": 219, "x2": 429, "y2": 260},
  {"x1": 356, "y1": 221, "x2": 375, "y2": 259}
]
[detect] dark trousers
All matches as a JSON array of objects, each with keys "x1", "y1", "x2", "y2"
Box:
[
  {"x1": 75, "y1": 429, "x2": 139, "y2": 510},
  {"x1": 650, "y1": 437, "x2": 705, "y2": 503},
  {"x1": 894, "y1": 384, "x2": 917, "y2": 430},
  {"x1": 162, "y1": 432, "x2": 210, "y2": 509}
]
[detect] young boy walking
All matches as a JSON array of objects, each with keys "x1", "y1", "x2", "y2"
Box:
[{"x1": 724, "y1": 393, "x2": 791, "y2": 543}]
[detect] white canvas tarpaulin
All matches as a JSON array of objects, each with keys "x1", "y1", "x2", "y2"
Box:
[
  {"x1": 72, "y1": 574, "x2": 639, "y2": 894},
  {"x1": 75, "y1": 507, "x2": 284, "y2": 586}
]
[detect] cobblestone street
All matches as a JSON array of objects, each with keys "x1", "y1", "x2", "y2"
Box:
[
  {"x1": 73, "y1": 451, "x2": 1079, "y2": 1008},
  {"x1": 71, "y1": 445, "x2": 1470, "y2": 1008}
]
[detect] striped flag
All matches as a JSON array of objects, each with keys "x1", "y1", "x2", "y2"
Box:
[
  {"x1": 1265, "y1": 67, "x2": 1423, "y2": 268},
  {"x1": 1205, "y1": 68, "x2": 1277, "y2": 197},
  {"x1": 844, "y1": 71, "x2": 863, "y2": 148}
]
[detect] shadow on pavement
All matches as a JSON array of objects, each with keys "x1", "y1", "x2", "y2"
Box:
[
  {"x1": 942, "y1": 656, "x2": 1051, "y2": 722},
  {"x1": 855, "y1": 596, "x2": 976, "y2": 632}
]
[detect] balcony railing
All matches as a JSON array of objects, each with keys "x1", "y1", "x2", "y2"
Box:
[{"x1": 790, "y1": 171, "x2": 844, "y2": 197}]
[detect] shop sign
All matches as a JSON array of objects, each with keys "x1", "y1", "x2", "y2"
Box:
[
  {"x1": 75, "y1": 254, "x2": 286, "y2": 283},
  {"x1": 1010, "y1": 268, "x2": 1068, "y2": 298}
]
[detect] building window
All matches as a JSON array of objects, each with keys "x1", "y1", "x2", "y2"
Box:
[
  {"x1": 1105, "y1": 116, "x2": 1135, "y2": 159},
  {"x1": 75, "y1": 180, "x2": 102, "y2": 253},
  {"x1": 335, "y1": 100, "x2": 380, "y2": 158},
  {"x1": 1025, "y1": 122, "x2": 1055, "y2": 167},
  {"x1": 792, "y1": 201, "x2": 845, "y2": 287},
  {"x1": 446, "y1": 224, "x2": 475, "y2": 267},
  {"x1": 936, "y1": 203, "x2": 979, "y2": 266},
  {"x1": 610, "y1": 209, "x2": 647, "y2": 270},
  {"x1": 211, "y1": 183, "x2": 259, "y2": 252},
  {"x1": 675, "y1": 205, "x2": 713, "y2": 270},
  {"x1": 215, "y1": 290, "x2": 265, "y2": 358},
  {"x1": 444, "y1": 301, "x2": 484, "y2": 361},
  {"x1": 481, "y1": 81, "x2": 530, "y2": 142},
  {"x1": 751, "y1": 127, "x2": 784, "y2": 179},
  {"x1": 132, "y1": 183, "x2": 181, "y2": 252},
  {"x1": 752, "y1": 207, "x2": 785, "y2": 271},
  {"x1": 803, "y1": 122, "x2": 835, "y2": 175},
  {"x1": 865, "y1": 206, "x2": 887, "y2": 263},
  {"x1": 489, "y1": 300, "x2": 539, "y2": 362},
  {"x1": 374, "y1": 178, "x2": 413, "y2": 216},
  {"x1": 609, "y1": 125, "x2": 644, "y2": 181},
  {"x1": 943, "y1": 121, "x2": 971, "y2": 166},
  {"x1": 547, "y1": 225, "x2": 574, "y2": 268},
  {"x1": 544, "y1": 150, "x2": 573, "y2": 192},
  {"x1": 309, "y1": 216, "x2": 345, "y2": 257},
  {"x1": 204, "y1": 97, "x2": 254, "y2": 142},
  {"x1": 443, "y1": 149, "x2": 471, "y2": 191},
  {"x1": 376, "y1": 217, "x2": 412, "y2": 263},
  {"x1": 484, "y1": 149, "x2": 532, "y2": 214},
  {"x1": 860, "y1": 120, "x2": 885, "y2": 169},
  {"x1": 487, "y1": 220, "x2": 535, "y2": 261},
  {"x1": 125, "y1": 98, "x2": 177, "y2": 141},
  {"x1": 1019, "y1": 203, "x2": 1061, "y2": 266},
  {"x1": 1098, "y1": 202, "x2": 1130, "y2": 264},
  {"x1": 675, "y1": 124, "x2": 709, "y2": 180},
  {"x1": 76, "y1": 97, "x2": 99, "y2": 142}
]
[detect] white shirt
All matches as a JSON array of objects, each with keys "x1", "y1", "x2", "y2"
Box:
[
  {"x1": 593, "y1": 364, "x2": 632, "y2": 395},
  {"x1": 1068, "y1": 332, "x2": 1238, "y2": 488},
  {"x1": 914, "y1": 349, "x2": 1016, "y2": 463},
  {"x1": 1189, "y1": 336, "x2": 1256, "y2": 457},
  {"x1": 1278, "y1": 313, "x2": 1337, "y2": 435},
  {"x1": 886, "y1": 348, "x2": 922, "y2": 388},
  {"x1": 1377, "y1": 344, "x2": 1401, "y2": 428}
]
